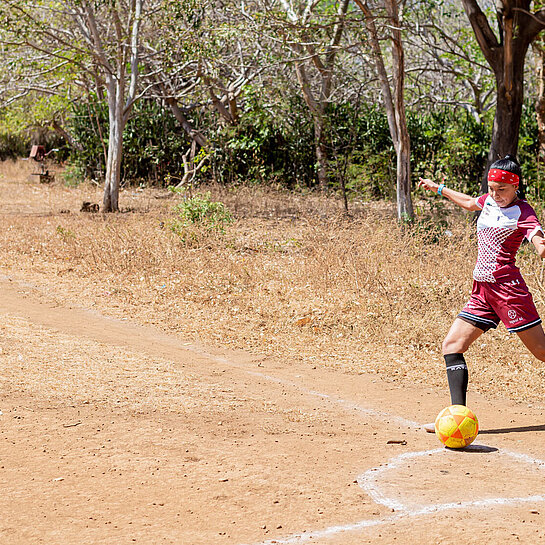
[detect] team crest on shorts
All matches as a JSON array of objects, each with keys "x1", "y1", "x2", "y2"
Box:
[{"x1": 508, "y1": 309, "x2": 518, "y2": 320}]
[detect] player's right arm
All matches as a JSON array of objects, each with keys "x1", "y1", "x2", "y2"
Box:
[
  {"x1": 531, "y1": 232, "x2": 545, "y2": 259},
  {"x1": 418, "y1": 178, "x2": 480, "y2": 212}
]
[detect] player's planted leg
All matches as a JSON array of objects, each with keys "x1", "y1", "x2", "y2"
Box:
[{"x1": 444, "y1": 353, "x2": 468, "y2": 406}]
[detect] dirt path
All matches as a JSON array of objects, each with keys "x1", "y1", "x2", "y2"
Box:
[{"x1": 2, "y1": 275, "x2": 545, "y2": 544}]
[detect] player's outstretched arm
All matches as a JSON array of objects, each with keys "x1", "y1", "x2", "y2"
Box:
[
  {"x1": 418, "y1": 178, "x2": 480, "y2": 211},
  {"x1": 531, "y1": 231, "x2": 545, "y2": 259}
]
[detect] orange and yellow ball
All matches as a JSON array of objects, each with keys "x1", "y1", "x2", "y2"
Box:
[{"x1": 435, "y1": 405, "x2": 479, "y2": 448}]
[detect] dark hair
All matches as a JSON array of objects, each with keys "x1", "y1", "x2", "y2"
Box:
[{"x1": 489, "y1": 154, "x2": 524, "y2": 198}]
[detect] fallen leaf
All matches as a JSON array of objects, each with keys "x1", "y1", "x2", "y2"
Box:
[{"x1": 295, "y1": 317, "x2": 312, "y2": 327}]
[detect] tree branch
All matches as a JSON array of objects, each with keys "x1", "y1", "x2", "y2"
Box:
[{"x1": 460, "y1": 0, "x2": 502, "y2": 72}]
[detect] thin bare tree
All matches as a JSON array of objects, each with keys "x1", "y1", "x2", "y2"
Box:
[
  {"x1": 354, "y1": 0, "x2": 413, "y2": 220},
  {"x1": 0, "y1": 0, "x2": 149, "y2": 211},
  {"x1": 274, "y1": 0, "x2": 351, "y2": 191}
]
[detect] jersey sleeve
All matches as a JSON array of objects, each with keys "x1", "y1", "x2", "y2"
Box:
[
  {"x1": 518, "y1": 203, "x2": 543, "y2": 241},
  {"x1": 475, "y1": 194, "x2": 488, "y2": 209}
]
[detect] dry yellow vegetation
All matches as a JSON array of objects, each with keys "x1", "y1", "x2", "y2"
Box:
[{"x1": 1, "y1": 159, "x2": 545, "y2": 406}]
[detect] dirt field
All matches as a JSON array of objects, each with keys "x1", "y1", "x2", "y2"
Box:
[{"x1": 2, "y1": 166, "x2": 545, "y2": 544}]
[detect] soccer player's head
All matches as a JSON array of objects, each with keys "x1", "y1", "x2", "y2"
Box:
[
  {"x1": 488, "y1": 155, "x2": 524, "y2": 200},
  {"x1": 490, "y1": 154, "x2": 522, "y2": 181}
]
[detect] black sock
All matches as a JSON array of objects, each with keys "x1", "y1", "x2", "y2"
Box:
[{"x1": 444, "y1": 353, "x2": 468, "y2": 406}]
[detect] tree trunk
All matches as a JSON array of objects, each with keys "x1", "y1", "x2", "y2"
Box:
[
  {"x1": 314, "y1": 115, "x2": 328, "y2": 191},
  {"x1": 355, "y1": 0, "x2": 413, "y2": 220},
  {"x1": 387, "y1": 0, "x2": 412, "y2": 220},
  {"x1": 534, "y1": 36, "x2": 545, "y2": 165},
  {"x1": 280, "y1": 0, "x2": 349, "y2": 192},
  {"x1": 487, "y1": 72, "x2": 524, "y2": 158},
  {"x1": 460, "y1": 0, "x2": 545, "y2": 192},
  {"x1": 103, "y1": 127, "x2": 123, "y2": 212},
  {"x1": 103, "y1": 82, "x2": 124, "y2": 212},
  {"x1": 397, "y1": 131, "x2": 413, "y2": 220},
  {"x1": 480, "y1": 53, "x2": 526, "y2": 192}
]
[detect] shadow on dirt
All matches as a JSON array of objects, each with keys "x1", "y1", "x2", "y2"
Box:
[
  {"x1": 445, "y1": 445, "x2": 499, "y2": 453},
  {"x1": 480, "y1": 424, "x2": 545, "y2": 435}
]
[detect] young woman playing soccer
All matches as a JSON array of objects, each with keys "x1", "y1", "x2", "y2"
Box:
[{"x1": 419, "y1": 155, "x2": 545, "y2": 425}]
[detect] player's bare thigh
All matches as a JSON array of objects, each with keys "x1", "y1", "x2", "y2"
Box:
[
  {"x1": 442, "y1": 318, "x2": 484, "y2": 355},
  {"x1": 516, "y1": 323, "x2": 545, "y2": 361}
]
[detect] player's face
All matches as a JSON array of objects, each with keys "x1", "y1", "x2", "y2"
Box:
[{"x1": 488, "y1": 181, "x2": 518, "y2": 207}]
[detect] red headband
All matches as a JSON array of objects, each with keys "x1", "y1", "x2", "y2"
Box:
[{"x1": 488, "y1": 168, "x2": 519, "y2": 186}]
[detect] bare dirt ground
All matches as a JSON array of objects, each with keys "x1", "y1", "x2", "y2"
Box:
[{"x1": 2, "y1": 168, "x2": 545, "y2": 544}]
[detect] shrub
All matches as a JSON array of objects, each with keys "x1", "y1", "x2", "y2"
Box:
[
  {"x1": 66, "y1": 98, "x2": 192, "y2": 185},
  {"x1": 208, "y1": 89, "x2": 315, "y2": 188},
  {"x1": 0, "y1": 132, "x2": 29, "y2": 160},
  {"x1": 327, "y1": 103, "x2": 490, "y2": 200},
  {"x1": 169, "y1": 191, "x2": 234, "y2": 241},
  {"x1": 56, "y1": 90, "x2": 542, "y2": 205}
]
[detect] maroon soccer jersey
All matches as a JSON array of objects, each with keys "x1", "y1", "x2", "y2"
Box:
[
  {"x1": 458, "y1": 194, "x2": 544, "y2": 333},
  {"x1": 474, "y1": 194, "x2": 542, "y2": 282}
]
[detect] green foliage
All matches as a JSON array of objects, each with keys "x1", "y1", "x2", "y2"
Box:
[
  {"x1": 209, "y1": 88, "x2": 315, "y2": 188},
  {"x1": 405, "y1": 199, "x2": 450, "y2": 244},
  {"x1": 408, "y1": 108, "x2": 489, "y2": 195},
  {"x1": 3, "y1": 84, "x2": 541, "y2": 210},
  {"x1": 66, "y1": 97, "x2": 107, "y2": 180},
  {"x1": 67, "y1": 98, "x2": 192, "y2": 184},
  {"x1": 517, "y1": 101, "x2": 541, "y2": 200},
  {"x1": 123, "y1": 100, "x2": 192, "y2": 184},
  {"x1": 62, "y1": 162, "x2": 86, "y2": 187},
  {"x1": 0, "y1": 93, "x2": 67, "y2": 160},
  {"x1": 207, "y1": 94, "x2": 492, "y2": 199},
  {"x1": 0, "y1": 131, "x2": 29, "y2": 160},
  {"x1": 327, "y1": 103, "x2": 490, "y2": 200},
  {"x1": 56, "y1": 225, "x2": 76, "y2": 242},
  {"x1": 328, "y1": 102, "x2": 396, "y2": 199},
  {"x1": 169, "y1": 191, "x2": 234, "y2": 240}
]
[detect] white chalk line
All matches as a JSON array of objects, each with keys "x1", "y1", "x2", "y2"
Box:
[
  {"x1": 358, "y1": 447, "x2": 545, "y2": 513},
  {"x1": 1, "y1": 275, "x2": 419, "y2": 429},
  {"x1": 242, "y1": 447, "x2": 545, "y2": 545},
  {"x1": 191, "y1": 348, "x2": 421, "y2": 429},
  {"x1": 246, "y1": 494, "x2": 545, "y2": 545},
  {"x1": 184, "y1": 345, "x2": 545, "y2": 545},
  {"x1": 3, "y1": 279, "x2": 543, "y2": 543}
]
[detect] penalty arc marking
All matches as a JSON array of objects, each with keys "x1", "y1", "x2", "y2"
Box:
[
  {"x1": 182, "y1": 346, "x2": 545, "y2": 545},
  {"x1": 241, "y1": 447, "x2": 545, "y2": 545}
]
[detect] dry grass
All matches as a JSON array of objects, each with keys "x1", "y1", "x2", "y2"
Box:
[{"x1": 2, "y1": 160, "x2": 545, "y2": 406}]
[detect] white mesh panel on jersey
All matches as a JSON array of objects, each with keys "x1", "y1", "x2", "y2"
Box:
[{"x1": 473, "y1": 227, "x2": 513, "y2": 282}]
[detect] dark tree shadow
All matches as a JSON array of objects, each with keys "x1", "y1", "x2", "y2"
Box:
[{"x1": 479, "y1": 424, "x2": 545, "y2": 435}]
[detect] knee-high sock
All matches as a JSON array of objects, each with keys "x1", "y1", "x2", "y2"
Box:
[{"x1": 444, "y1": 353, "x2": 468, "y2": 406}]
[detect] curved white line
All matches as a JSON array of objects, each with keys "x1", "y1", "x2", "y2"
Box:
[
  {"x1": 173, "y1": 343, "x2": 545, "y2": 545},
  {"x1": 244, "y1": 447, "x2": 545, "y2": 545},
  {"x1": 358, "y1": 447, "x2": 545, "y2": 513},
  {"x1": 357, "y1": 448, "x2": 444, "y2": 511}
]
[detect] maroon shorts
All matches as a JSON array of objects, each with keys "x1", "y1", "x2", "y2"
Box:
[{"x1": 459, "y1": 276, "x2": 542, "y2": 333}]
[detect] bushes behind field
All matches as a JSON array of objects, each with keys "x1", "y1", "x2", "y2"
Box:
[
  {"x1": 8, "y1": 92, "x2": 540, "y2": 200},
  {"x1": 67, "y1": 98, "x2": 193, "y2": 185},
  {"x1": 0, "y1": 132, "x2": 29, "y2": 161},
  {"x1": 207, "y1": 98, "x2": 538, "y2": 199}
]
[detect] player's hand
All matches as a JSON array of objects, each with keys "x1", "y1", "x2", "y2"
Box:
[{"x1": 418, "y1": 177, "x2": 439, "y2": 193}]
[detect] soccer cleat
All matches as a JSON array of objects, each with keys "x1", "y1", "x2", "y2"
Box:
[{"x1": 423, "y1": 422, "x2": 435, "y2": 433}]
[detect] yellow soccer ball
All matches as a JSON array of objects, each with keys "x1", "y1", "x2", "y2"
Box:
[{"x1": 435, "y1": 405, "x2": 479, "y2": 448}]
